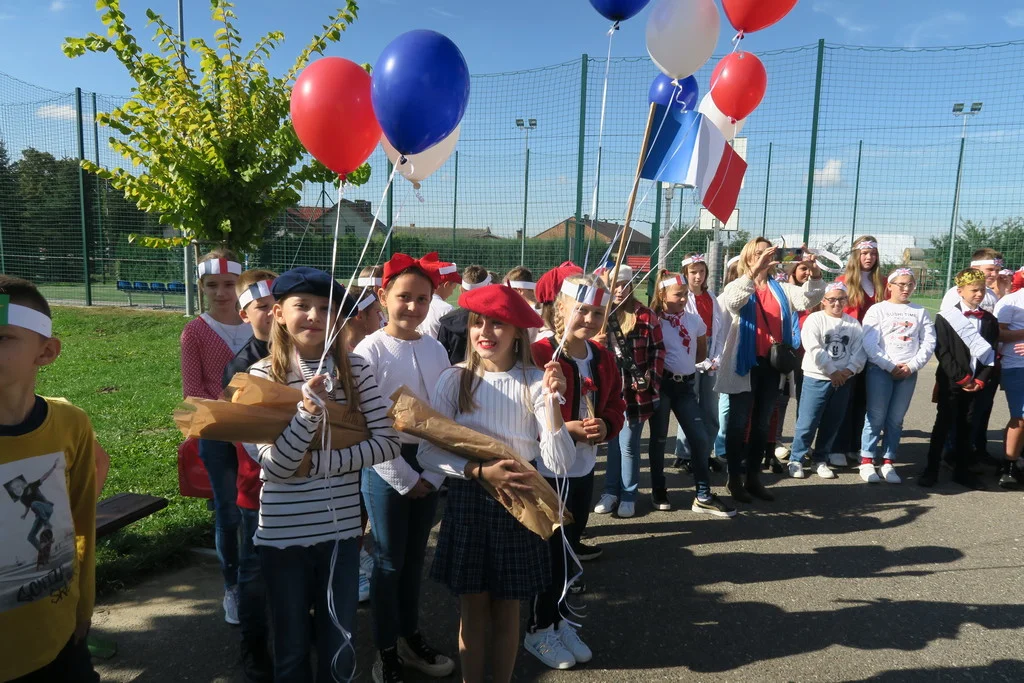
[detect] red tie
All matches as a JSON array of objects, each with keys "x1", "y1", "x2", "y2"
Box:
[{"x1": 963, "y1": 309, "x2": 983, "y2": 319}]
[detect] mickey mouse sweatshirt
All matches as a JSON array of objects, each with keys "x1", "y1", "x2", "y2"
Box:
[{"x1": 800, "y1": 310, "x2": 867, "y2": 381}]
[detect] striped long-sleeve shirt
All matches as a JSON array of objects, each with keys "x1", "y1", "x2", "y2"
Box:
[{"x1": 246, "y1": 354, "x2": 400, "y2": 548}]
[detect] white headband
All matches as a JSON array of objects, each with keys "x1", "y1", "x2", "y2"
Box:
[
  {"x1": 659, "y1": 274, "x2": 688, "y2": 289},
  {"x1": 560, "y1": 280, "x2": 609, "y2": 306},
  {"x1": 726, "y1": 255, "x2": 741, "y2": 268},
  {"x1": 462, "y1": 274, "x2": 492, "y2": 290},
  {"x1": 970, "y1": 258, "x2": 1003, "y2": 267},
  {"x1": 197, "y1": 258, "x2": 242, "y2": 277},
  {"x1": 438, "y1": 263, "x2": 458, "y2": 276},
  {"x1": 825, "y1": 282, "x2": 848, "y2": 294},
  {"x1": 855, "y1": 241, "x2": 878, "y2": 252},
  {"x1": 680, "y1": 254, "x2": 706, "y2": 268},
  {"x1": 887, "y1": 268, "x2": 915, "y2": 283},
  {"x1": 357, "y1": 293, "x2": 376, "y2": 311},
  {"x1": 0, "y1": 298, "x2": 52, "y2": 337},
  {"x1": 1001, "y1": 268, "x2": 1014, "y2": 277},
  {"x1": 357, "y1": 276, "x2": 383, "y2": 287},
  {"x1": 237, "y1": 279, "x2": 274, "y2": 309},
  {"x1": 506, "y1": 280, "x2": 536, "y2": 290}
]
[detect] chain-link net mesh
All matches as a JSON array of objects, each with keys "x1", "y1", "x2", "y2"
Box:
[{"x1": 3, "y1": 39, "x2": 1024, "y2": 307}]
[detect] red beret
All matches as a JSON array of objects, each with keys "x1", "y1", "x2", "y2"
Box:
[
  {"x1": 458, "y1": 284, "x2": 544, "y2": 329},
  {"x1": 535, "y1": 261, "x2": 584, "y2": 304},
  {"x1": 383, "y1": 253, "x2": 441, "y2": 289}
]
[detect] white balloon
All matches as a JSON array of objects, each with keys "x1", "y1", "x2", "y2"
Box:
[
  {"x1": 381, "y1": 125, "x2": 460, "y2": 186},
  {"x1": 698, "y1": 92, "x2": 747, "y2": 141},
  {"x1": 646, "y1": 0, "x2": 721, "y2": 80}
]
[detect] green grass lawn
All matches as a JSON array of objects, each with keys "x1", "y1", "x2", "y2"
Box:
[{"x1": 36, "y1": 306, "x2": 210, "y2": 594}]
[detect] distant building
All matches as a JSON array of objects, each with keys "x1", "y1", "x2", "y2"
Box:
[
  {"x1": 272, "y1": 200, "x2": 375, "y2": 238},
  {"x1": 391, "y1": 224, "x2": 502, "y2": 240},
  {"x1": 535, "y1": 217, "x2": 650, "y2": 257}
]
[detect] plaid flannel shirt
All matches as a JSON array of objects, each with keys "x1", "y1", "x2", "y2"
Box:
[{"x1": 612, "y1": 303, "x2": 665, "y2": 424}]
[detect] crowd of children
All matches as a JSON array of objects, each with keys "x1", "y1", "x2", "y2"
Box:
[{"x1": 9, "y1": 231, "x2": 1024, "y2": 683}]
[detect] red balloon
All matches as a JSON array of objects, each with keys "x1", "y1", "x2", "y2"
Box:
[
  {"x1": 290, "y1": 57, "x2": 381, "y2": 177},
  {"x1": 710, "y1": 52, "x2": 767, "y2": 122},
  {"x1": 722, "y1": 0, "x2": 798, "y2": 34}
]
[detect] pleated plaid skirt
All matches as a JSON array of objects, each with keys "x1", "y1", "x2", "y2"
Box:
[{"x1": 431, "y1": 477, "x2": 551, "y2": 600}]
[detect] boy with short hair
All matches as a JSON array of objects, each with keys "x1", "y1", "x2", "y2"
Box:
[
  {"x1": 921, "y1": 268, "x2": 999, "y2": 489},
  {"x1": 436, "y1": 264, "x2": 491, "y2": 364},
  {"x1": 0, "y1": 275, "x2": 99, "y2": 682},
  {"x1": 504, "y1": 265, "x2": 538, "y2": 307},
  {"x1": 416, "y1": 256, "x2": 459, "y2": 338}
]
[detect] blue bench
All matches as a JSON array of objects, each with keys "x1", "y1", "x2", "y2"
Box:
[{"x1": 116, "y1": 280, "x2": 186, "y2": 307}]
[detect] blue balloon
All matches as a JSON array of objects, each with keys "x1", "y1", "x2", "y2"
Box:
[
  {"x1": 372, "y1": 30, "x2": 470, "y2": 156},
  {"x1": 648, "y1": 73, "x2": 699, "y2": 112},
  {"x1": 589, "y1": 0, "x2": 651, "y2": 22}
]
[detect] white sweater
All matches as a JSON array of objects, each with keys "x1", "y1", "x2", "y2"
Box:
[
  {"x1": 354, "y1": 329, "x2": 451, "y2": 494},
  {"x1": 417, "y1": 364, "x2": 576, "y2": 479},
  {"x1": 417, "y1": 294, "x2": 454, "y2": 338},
  {"x1": 861, "y1": 301, "x2": 936, "y2": 373},
  {"x1": 800, "y1": 311, "x2": 867, "y2": 381},
  {"x1": 247, "y1": 355, "x2": 400, "y2": 548}
]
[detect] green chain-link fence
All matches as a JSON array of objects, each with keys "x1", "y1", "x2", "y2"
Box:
[{"x1": 4, "y1": 39, "x2": 1024, "y2": 308}]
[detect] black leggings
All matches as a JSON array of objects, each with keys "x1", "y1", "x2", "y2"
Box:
[{"x1": 726, "y1": 358, "x2": 782, "y2": 477}]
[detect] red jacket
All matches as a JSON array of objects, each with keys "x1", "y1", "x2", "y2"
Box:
[
  {"x1": 236, "y1": 446, "x2": 262, "y2": 511},
  {"x1": 532, "y1": 337, "x2": 626, "y2": 441}
]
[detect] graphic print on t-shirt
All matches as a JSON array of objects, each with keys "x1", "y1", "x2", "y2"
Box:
[
  {"x1": 888, "y1": 318, "x2": 916, "y2": 349},
  {"x1": 824, "y1": 332, "x2": 850, "y2": 361},
  {"x1": 0, "y1": 453, "x2": 75, "y2": 612}
]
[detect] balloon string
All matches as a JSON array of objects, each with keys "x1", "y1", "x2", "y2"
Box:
[
  {"x1": 582, "y1": 23, "x2": 616, "y2": 272},
  {"x1": 316, "y1": 176, "x2": 348, "y2": 378},
  {"x1": 609, "y1": 220, "x2": 700, "y2": 319}
]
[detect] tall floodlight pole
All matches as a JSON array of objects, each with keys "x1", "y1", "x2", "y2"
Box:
[
  {"x1": 516, "y1": 118, "x2": 536, "y2": 264},
  {"x1": 945, "y1": 102, "x2": 982, "y2": 291},
  {"x1": 178, "y1": 0, "x2": 197, "y2": 314}
]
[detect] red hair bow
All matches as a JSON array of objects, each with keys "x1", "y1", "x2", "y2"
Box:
[{"x1": 383, "y1": 253, "x2": 441, "y2": 289}]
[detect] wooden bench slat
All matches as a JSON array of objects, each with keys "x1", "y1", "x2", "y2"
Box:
[{"x1": 96, "y1": 492, "x2": 168, "y2": 538}]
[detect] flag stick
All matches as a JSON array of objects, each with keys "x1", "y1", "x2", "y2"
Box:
[{"x1": 602, "y1": 102, "x2": 658, "y2": 332}]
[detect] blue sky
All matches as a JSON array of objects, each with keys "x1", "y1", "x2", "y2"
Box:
[{"x1": 3, "y1": 0, "x2": 1024, "y2": 260}]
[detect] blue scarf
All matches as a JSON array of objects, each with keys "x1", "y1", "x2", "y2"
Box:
[{"x1": 736, "y1": 278, "x2": 800, "y2": 377}]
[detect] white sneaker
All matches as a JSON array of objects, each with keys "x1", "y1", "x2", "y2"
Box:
[
  {"x1": 593, "y1": 494, "x2": 618, "y2": 515},
  {"x1": 816, "y1": 463, "x2": 836, "y2": 479},
  {"x1": 788, "y1": 461, "x2": 805, "y2": 478},
  {"x1": 223, "y1": 587, "x2": 240, "y2": 625},
  {"x1": 775, "y1": 445, "x2": 791, "y2": 461},
  {"x1": 557, "y1": 622, "x2": 593, "y2": 664},
  {"x1": 358, "y1": 572, "x2": 370, "y2": 603},
  {"x1": 827, "y1": 452, "x2": 848, "y2": 468},
  {"x1": 859, "y1": 463, "x2": 881, "y2": 483},
  {"x1": 617, "y1": 500, "x2": 635, "y2": 518},
  {"x1": 359, "y1": 546, "x2": 374, "y2": 576},
  {"x1": 880, "y1": 463, "x2": 901, "y2": 484},
  {"x1": 524, "y1": 625, "x2": 576, "y2": 669}
]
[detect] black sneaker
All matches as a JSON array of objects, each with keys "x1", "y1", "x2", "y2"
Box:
[
  {"x1": 240, "y1": 640, "x2": 273, "y2": 683},
  {"x1": 651, "y1": 488, "x2": 672, "y2": 511},
  {"x1": 917, "y1": 469, "x2": 938, "y2": 488},
  {"x1": 373, "y1": 647, "x2": 405, "y2": 683},
  {"x1": 998, "y1": 461, "x2": 1019, "y2": 489},
  {"x1": 574, "y1": 541, "x2": 603, "y2": 561},
  {"x1": 709, "y1": 456, "x2": 724, "y2": 473},
  {"x1": 691, "y1": 494, "x2": 736, "y2": 518},
  {"x1": 568, "y1": 577, "x2": 587, "y2": 595},
  {"x1": 397, "y1": 633, "x2": 455, "y2": 677},
  {"x1": 952, "y1": 469, "x2": 988, "y2": 491}
]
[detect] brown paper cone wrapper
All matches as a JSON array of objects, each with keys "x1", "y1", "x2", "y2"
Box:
[{"x1": 387, "y1": 386, "x2": 571, "y2": 540}]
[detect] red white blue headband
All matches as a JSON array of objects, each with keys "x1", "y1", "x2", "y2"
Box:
[
  {"x1": 855, "y1": 241, "x2": 878, "y2": 252},
  {"x1": 971, "y1": 258, "x2": 1004, "y2": 267},
  {"x1": 197, "y1": 258, "x2": 242, "y2": 277},
  {"x1": 506, "y1": 279, "x2": 536, "y2": 290},
  {"x1": 237, "y1": 279, "x2": 274, "y2": 309},
  {"x1": 659, "y1": 274, "x2": 688, "y2": 289},
  {"x1": 0, "y1": 295, "x2": 52, "y2": 337},
  {"x1": 825, "y1": 281, "x2": 848, "y2": 294},
  {"x1": 462, "y1": 274, "x2": 492, "y2": 290},
  {"x1": 887, "y1": 268, "x2": 915, "y2": 283},
  {"x1": 357, "y1": 276, "x2": 382, "y2": 287},
  {"x1": 680, "y1": 254, "x2": 706, "y2": 268},
  {"x1": 560, "y1": 280, "x2": 609, "y2": 306},
  {"x1": 1001, "y1": 268, "x2": 1014, "y2": 277}
]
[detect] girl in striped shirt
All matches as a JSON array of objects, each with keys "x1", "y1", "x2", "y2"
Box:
[{"x1": 246, "y1": 267, "x2": 400, "y2": 682}]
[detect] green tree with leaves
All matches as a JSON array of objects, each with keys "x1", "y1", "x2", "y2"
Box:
[{"x1": 62, "y1": 0, "x2": 369, "y2": 251}]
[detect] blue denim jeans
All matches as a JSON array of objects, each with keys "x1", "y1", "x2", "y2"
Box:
[
  {"x1": 714, "y1": 392, "x2": 729, "y2": 458},
  {"x1": 198, "y1": 438, "x2": 240, "y2": 588},
  {"x1": 673, "y1": 370, "x2": 720, "y2": 461},
  {"x1": 261, "y1": 538, "x2": 360, "y2": 683},
  {"x1": 361, "y1": 464, "x2": 439, "y2": 650},
  {"x1": 790, "y1": 377, "x2": 852, "y2": 464},
  {"x1": 237, "y1": 508, "x2": 267, "y2": 646},
  {"x1": 604, "y1": 417, "x2": 644, "y2": 503},
  {"x1": 649, "y1": 375, "x2": 711, "y2": 497},
  {"x1": 860, "y1": 364, "x2": 918, "y2": 462}
]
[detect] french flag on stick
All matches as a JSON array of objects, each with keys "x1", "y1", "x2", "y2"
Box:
[{"x1": 640, "y1": 107, "x2": 747, "y2": 224}]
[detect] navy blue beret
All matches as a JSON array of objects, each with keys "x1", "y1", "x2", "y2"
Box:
[{"x1": 271, "y1": 267, "x2": 358, "y2": 318}]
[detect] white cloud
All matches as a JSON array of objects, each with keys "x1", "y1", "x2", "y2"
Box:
[
  {"x1": 50, "y1": 0, "x2": 67, "y2": 11},
  {"x1": 429, "y1": 6, "x2": 460, "y2": 18},
  {"x1": 1005, "y1": 9, "x2": 1024, "y2": 28},
  {"x1": 814, "y1": 159, "x2": 843, "y2": 187},
  {"x1": 812, "y1": 1, "x2": 873, "y2": 33},
  {"x1": 906, "y1": 11, "x2": 968, "y2": 48},
  {"x1": 36, "y1": 103, "x2": 77, "y2": 121}
]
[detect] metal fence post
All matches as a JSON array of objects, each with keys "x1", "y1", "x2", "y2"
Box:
[
  {"x1": 452, "y1": 150, "x2": 458, "y2": 257},
  {"x1": 75, "y1": 88, "x2": 92, "y2": 306},
  {"x1": 945, "y1": 136, "x2": 968, "y2": 291},
  {"x1": 91, "y1": 92, "x2": 106, "y2": 284},
  {"x1": 761, "y1": 141, "x2": 773, "y2": 237},
  {"x1": 850, "y1": 140, "x2": 863, "y2": 246},
  {"x1": 385, "y1": 160, "x2": 394, "y2": 259},
  {"x1": 803, "y1": 39, "x2": 825, "y2": 246},
  {"x1": 647, "y1": 183, "x2": 662, "y2": 300},
  {"x1": 573, "y1": 54, "x2": 588, "y2": 263}
]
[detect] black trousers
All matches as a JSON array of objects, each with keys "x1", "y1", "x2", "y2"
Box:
[
  {"x1": 927, "y1": 380, "x2": 980, "y2": 474},
  {"x1": 11, "y1": 636, "x2": 99, "y2": 683},
  {"x1": 833, "y1": 371, "x2": 867, "y2": 454},
  {"x1": 726, "y1": 358, "x2": 782, "y2": 477},
  {"x1": 529, "y1": 470, "x2": 594, "y2": 631}
]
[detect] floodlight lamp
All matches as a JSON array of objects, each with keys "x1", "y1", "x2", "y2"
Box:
[
  {"x1": 528, "y1": 118, "x2": 537, "y2": 128},
  {"x1": 970, "y1": 102, "x2": 983, "y2": 113},
  {"x1": 516, "y1": 118, "x2": 525, "y2": 127},
  {"x1": 952, "y1": 103, "x2": 964, "y2": 113}
]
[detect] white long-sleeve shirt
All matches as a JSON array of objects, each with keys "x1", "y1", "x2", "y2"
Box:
[
  {"x1": 354, "y1": 329, "x2": 451, "y2": 493},
  {"x1": 861, "y1": 301, "x2": 936, "y2": 373},
  {"x1": 246, "y1": 355, "x2": 400, "y2": 548},
  {"x1": 800, "y1": 311, "x2": 867, "y2": 381},
  {"x1": 417, "y1": 364, "x2": 576, "y2": 480},
  {"x1": 417, "y1": 294, "x2": 454, "y2": 338}
]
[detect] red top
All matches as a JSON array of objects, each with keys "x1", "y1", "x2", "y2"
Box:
[
  {"x1": 836, "y1": 273, "x2": 886, "y2": 321},
  {"x1": 694, "y1": 291, "x2": 715, "y2": 336},
  {"x1": 180, "y1": 317, "x2": 236, "y2": 400},
  {"x1": 236, "y1": 446, "x2": 262, "y2": 510},
  {"x1": 754, "y1": 285, "x2": 784, "y2": 358}
]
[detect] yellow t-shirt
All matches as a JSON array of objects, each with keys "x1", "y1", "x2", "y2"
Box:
[{"x1": 0, "y1": 398, "x2": 96, "y2": 680}]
